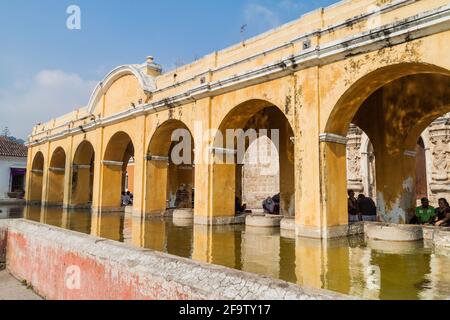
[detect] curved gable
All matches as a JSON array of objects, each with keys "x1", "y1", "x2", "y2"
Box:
[{"x1": 87, "y1": 65, "x2": 156, "y2": 116}]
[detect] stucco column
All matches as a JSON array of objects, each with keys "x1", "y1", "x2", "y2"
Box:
[
  {"x1": 194, "y1": 147, "x2": 239, "y2": 225},
  {"x1": 24, "y1": 147, "x2": 33, "y2": 202},
  {"x1": 28, "y1": 169, "x2": 44, "y2": 203},
  {"x1": 91, "y1": 129, "x2": 104, "y2": 212},
  {"x1": 144, "y1": 159, "x2": 168, "y2": 215},
  {"x1": 209, "y1": 163, "x2": 236, "y2": 217},
  {"x1": 374, "y1": 149, "x2": 417, "y2": 224},
  {"x1": 62, "y1": 155, "x2": 72, "y2": 209},
  {"x1": 279, "y1": 128, "x2": 295, "y2": 217},
  {"x1": 70, "y1": 166, "x2": 92, "y2": 206},
  {"x1": 46, "y1": 168, "x2": 65, "y2": 205},
  {"x1": 131, "y1": 117, "x2": 146, "y2": 217},
  {"x1": 41, "y1": 143, "x2": 51, "y2": 205},
  {"x1": 297, "y1": 134, "x2": 349, "y2": 239},
  {"x1": 98, "y1": 162, "x2": 124, "y2": 212},
  {"x1": 321, "y1": 135, "x2": 349, "y2": 236},
  {"x1": 295, "y1": 67, "x2": 323, "y2": 238}
]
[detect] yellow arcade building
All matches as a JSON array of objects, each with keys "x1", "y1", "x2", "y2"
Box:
[{"x1": 25, "y1": 0, "x2": 450, "y2": 239}]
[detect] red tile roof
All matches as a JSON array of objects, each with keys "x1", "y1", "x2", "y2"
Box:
[{"x1": 0, "y1": 136, "x2": 27, "y2": 158}]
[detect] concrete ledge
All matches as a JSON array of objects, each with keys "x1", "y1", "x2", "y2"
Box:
[
  {"x1": 349, "y1": 222, "x2": 365, "y2": 236},
  {"x1": 91, "y1": 207, "x2": 125, "y2": 213},
  {"x1": 246, "y1": 215, "x2": 283, "y2": 228},
  {"x1": 434, "y1": 230, "x2": 450, "y2": 248},
  {"x1": 66, "y1": 204, "x2": 92, "y2": 210},
  {"x1": 25, "y1": 201, "x2": 41, "y2": 206},
  {"x1": 280, "y1": 217, "x2": 295, "y2": 231},
  {"x1": 280, "y1": 229, "x2": 296, "y2": 239},
  {"x1": 4, "y1": 219, "x2": 351, "y2": 300},
  {"x1": 138, "y1": 210, "x2": 174, "y2": 219},
  {"x1": 172, "y1": 219, "x2": 194, "y2": 228},
  {"x1": 365, "y1": 223, "x2": 423, "y2": 242},
  {"x1": 296, "y1": 224, "x2": 351, "y2": 239},
  {"x1": 124, "y1": 206, "x2": 134, "y2": 215},
  {"x1": 423, "y1": 226, "x2": 450, "y2": 241},
  {"x1": 173, "y1": 209, "x2": 194, "y2": 220},
  {"x1": 42, "y1": 202, "x2": 64, "y2": 208},
  {"x1": 194, "y1": 214, "x2": 247, "y2": 226},
  {"x1": 0, "y1": 199, "x2": 26, "y2": 206}
]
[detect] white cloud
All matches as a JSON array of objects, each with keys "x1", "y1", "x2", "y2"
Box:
[
  {"x1": 278, "y1": 0, "x2": 308, "y2": 11},
  {"x1": 0, "y1": 70, "x2": 97, "y2": 139},
  {"x1": 244, "y1": 3, "x2": 281, "y2": 31}
]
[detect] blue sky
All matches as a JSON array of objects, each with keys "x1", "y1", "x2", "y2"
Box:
[{"x1": 0, "y1": 0, "x2": 338, "y2": 139}]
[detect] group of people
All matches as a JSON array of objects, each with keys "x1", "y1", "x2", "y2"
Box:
[
  {"x1": 414, "y1": 197, "x2": 450, "y2": 227},
  {"x1": 121, "y1": 191, "x2": 134, "y2": 206},
  {"x1": 348, "y1": 189, "x2": 450, "y2": 227},
  {"x1": 348, "y1": 190, "x2": 377, "y2": 223},
  {"x1": 234, "y1": 193, "x2": 281, "y2": 215}
]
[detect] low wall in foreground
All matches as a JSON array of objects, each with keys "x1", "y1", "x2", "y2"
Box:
[{"x1": 1, "y1": 219, "x2": 349, "y2": 300}]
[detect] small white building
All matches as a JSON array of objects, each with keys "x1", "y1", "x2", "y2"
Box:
[{"x1": 0, "y1": 137, "x2": 27, "y2": 201}]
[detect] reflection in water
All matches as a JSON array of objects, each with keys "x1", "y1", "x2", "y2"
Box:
[{"x1": 3, "y1": 205, "x2": 450, "y2": 300}]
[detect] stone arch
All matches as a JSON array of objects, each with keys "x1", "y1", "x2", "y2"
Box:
[
  {"x1": 70, "y1": 140, "x2": 96, "y2": 208},
  {"x1": 211, "y1": 99, "x2": 295, "y2": 218},
  {"x1": 29, "y1": 151, "x2": 45, "y2": 203},
  {"x1": 145, "y1": 119, "x2": 195, "y2": 215},
  {"x1": 323, "y1": 63, "x2": 450, "y2": 224},
  {"x1": 100, "y1": 131, "x2": 135, "y2": 211},
  {"x1": 325, "y1": 62, "x2": 450, "y2": 136},
  {"x1": 242, "y1": 136, "x2": 281, "y2": 210},
  {"x1": 87, "y1": 65, "x2": 156, "y2": 115},
  {"x1": 47, "y1": 147, "x2": 67, "y2": 206}
]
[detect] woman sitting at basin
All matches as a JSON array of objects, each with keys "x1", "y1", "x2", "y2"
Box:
[{"x1": 435, "y1": 198, "x2": 450, "y2": 227}]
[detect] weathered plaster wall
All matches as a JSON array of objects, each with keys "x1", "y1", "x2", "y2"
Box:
[{"x1": 5, "y1": 219, "x2": 349, "y2": 300}]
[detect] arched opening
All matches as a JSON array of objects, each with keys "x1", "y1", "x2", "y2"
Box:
[
  {"x1": 325, "y1": 63, "x2": 450, "y2": 224},
  {"x1": 242, "y1": 136, "x2": 280, "y2": 212},
  {"x1": 346, "y1": 126, "x2": 436, "y2": 222},
  {"x1": 71, "y1": 141, "x2": 95, "y2": 208},
  {"x1": 47, "y1": 147, "x2": 66, "y2": 206},
  {"x1": 29, "y1": 152, "x2": 44, "y2": 203},
  {"x1": 101, "y1": 132, "x2": 135, "y2": 211},
  {"x1": 145, "y1": 120, "x2": 195, "y2": 215},
  {"x1": 212, "y1": 99, "x2": 295, "y2": 218}
]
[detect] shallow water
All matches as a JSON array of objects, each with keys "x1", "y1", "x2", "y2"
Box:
[{"x1": 1, "y1": 205, "x2": 450, "y2": 300}]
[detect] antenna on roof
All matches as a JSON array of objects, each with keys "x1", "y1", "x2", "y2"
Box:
[{"x1": 240, "y1": 24, "x2": 248, "y2": 46}]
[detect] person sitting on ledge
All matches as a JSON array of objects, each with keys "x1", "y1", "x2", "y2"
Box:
[
  {"x1": 263, "y1": 193, "x2": 280, "y2": 215},
  {"x1": 126, "y1": 191, "x2": 133, "y2": 205},
  {"x1": 414, "y1": 198, "x2": 436, "y2": 225},
  {"x1": 434, "y1": 198, "x2": 450, "y2": 227},
  {"x1": 357, "y1": 194, "x2": 377, "y2": 222},
  {"x1": 121, "y1": 191, "x2": 131, "y2": 206},
  {"x1": 348, "y1": 190, "x2": 360, "y2": 223},
  {"x1": 235, "y1": 196, "x2": 247, "y2": 214}
]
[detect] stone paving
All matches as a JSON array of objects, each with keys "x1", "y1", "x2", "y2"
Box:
[{"x1": 0, "y1": 269, "x2": 42, "y2": 300}]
